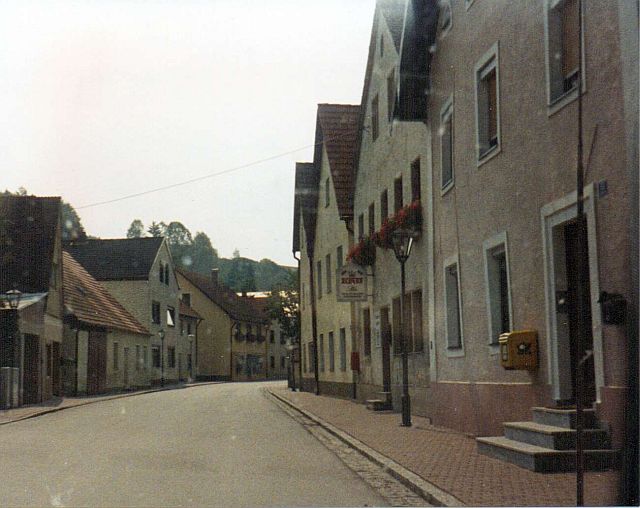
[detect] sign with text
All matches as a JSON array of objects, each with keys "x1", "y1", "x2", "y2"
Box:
[{"x1": 337, "y1": 263, "x2": 368, "y2": 302}]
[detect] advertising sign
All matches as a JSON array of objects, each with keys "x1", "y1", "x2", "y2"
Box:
[{"x1": 336, "y1": 262, "x2": 368, "y2": 302}]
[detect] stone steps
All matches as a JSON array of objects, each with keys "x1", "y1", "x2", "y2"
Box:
[{"x1": 476, "y1": 406, "x2": 618, "y2": 473}]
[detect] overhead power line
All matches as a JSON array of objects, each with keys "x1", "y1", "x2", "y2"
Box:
[{"x1": 76, "y1": 139, "x2": 325, "y2": 210}]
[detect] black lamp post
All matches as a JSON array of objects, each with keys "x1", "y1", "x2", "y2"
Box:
[
  {"x1": 158, "y1": 328, "x2": 165, "y2": 387},
  {"x1": 392, "y1": 227, "x2": 416, "y2": 427}
]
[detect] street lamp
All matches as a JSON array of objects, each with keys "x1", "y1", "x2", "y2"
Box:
[
  {"x1": 6, "y1": 290, "x2": 22, "y2": 311},
  {"x1": 158, "y1": 328, "x2": 165, "y2": 387},
  {"x1": 392, "y1": 227, "x2": 417, "y2": 427},
  {"x1": 286, "y1": 341, "x2": 296, "y2": 391},
  {"x1": 6, "y1": 290, "x2": 22, "y2": 370}
]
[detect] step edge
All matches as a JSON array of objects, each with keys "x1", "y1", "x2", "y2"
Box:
[{"x1": 477, "y1": 437, "x2": 618, "y2": 456}]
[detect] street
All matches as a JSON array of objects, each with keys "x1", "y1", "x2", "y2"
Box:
[{"x1": 0, "y1": 382, "x2": 387, "y2": 507}]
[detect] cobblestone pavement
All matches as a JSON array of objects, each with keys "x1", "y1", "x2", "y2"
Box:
[
  {"x1": 272, "y1": 387, "x2": 621, "y2": 507},
  {"x1": 268, "y1": 390, "x2": 431, "y2": 507}
]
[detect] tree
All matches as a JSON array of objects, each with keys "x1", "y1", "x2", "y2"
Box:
[
  {"x1": 189, "y1": 231, "x2": 219, "y2": 274},
  {"x1": 127, "y1": 219, "x2": 145, "y2": 238},
  {"x1": 164, "y1": 221, "x2": 193, "y2": 246},
  {"x1": 266, "y1": 271, "x2": 299, "y2": 341},
  {"x1": 147, "y1": 221, "x2": 166, "y2": 237}
]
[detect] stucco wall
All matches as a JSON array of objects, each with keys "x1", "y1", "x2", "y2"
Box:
[{"x1": 106, "y1": 330, "x2": 152, "y2": 390}]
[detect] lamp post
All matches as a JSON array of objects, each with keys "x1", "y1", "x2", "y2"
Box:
[
  {"x1": 158, "y1": 328, "x2": 165, "y2": 387},
  {"x1": 6, "y1": 290, "x2": 22, "y2": 369},
  {"x1": 286, "y1": 341, "x2": 296, "y2": 391},
  {"x1": 392, "y1": 228, "x2": 416, "y2": 427}
]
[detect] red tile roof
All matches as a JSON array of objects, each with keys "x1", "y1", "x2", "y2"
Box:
[
  {"x1": 292, "y1": 162, "x2": 318, "y2": 253},
  {"x1": 63, "y1": 251, "x2": 149, "y2": 336},
  {"x1": 316, "y1": 104, "x2": 360, "y2": 220}
]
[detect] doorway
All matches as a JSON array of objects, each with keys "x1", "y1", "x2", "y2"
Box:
[
  {"x1": 123, "y1": 347, "x2": 130, "y2": 389},
  {"x1": 87, "y1": 331, "x2": 106, "y2": 394},
  {"x1": 380, "y1": 307, "x2": 392, "y2": 398},
  {"x1": 543, "y1": 187, "x2": 602, "y2": 405},
  {"x1": 23, "y1": 334, "x2": 39, "y2": 404}
]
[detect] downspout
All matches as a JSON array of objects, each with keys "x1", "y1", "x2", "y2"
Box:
[
  {"x1": 293, "y1": 252, "x2": 301, "y2": 391},
  {"x1": 343, "y1": 217, "x2": 358, "y2": 400},
  {"x1": 308, "y1": 252, "x2": 320, "y2": 395}
]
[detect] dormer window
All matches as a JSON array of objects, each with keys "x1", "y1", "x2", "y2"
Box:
[
  {"x1": 159, "y1": 263, "x2": 164, "y2": 283},
  {"x1": 380, "y1": 34, "x2": 384, "y2": 58}
]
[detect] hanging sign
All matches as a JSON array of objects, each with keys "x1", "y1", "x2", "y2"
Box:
[{"x1": 336, "y1": 263, "x2": 368, "y2": 302}]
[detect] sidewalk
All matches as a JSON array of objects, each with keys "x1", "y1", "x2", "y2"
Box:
[
  {"x1": 0, "y1": 381, "x2": 220, "y2": 425},
  {"x1": 271, "y1": 387, "x2": 620, "y2": 507}
]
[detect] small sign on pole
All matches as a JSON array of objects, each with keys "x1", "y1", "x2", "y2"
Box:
[{"x1": 337, "y1": 263, "x2": 368, "y2": 302}]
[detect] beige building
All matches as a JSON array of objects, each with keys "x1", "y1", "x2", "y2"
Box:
[
  {"x1": 62, "y1": 252, "x2": 151, "y2": 394},
  {"x1": 65, "y1": 237, "x2": 186, "y2": 385},
  {"x1": 176, "y1": 269, "x2": 269, "y2": 382},
  {"x1": 295, "y1": 104, "x2": 360, "y2": 398},
  {"x1": 352, "y1": 0, "x2": 434, "y2": 413}
]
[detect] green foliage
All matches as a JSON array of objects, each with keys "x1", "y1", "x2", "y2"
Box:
[
  {"x1": 147, "y1": 221, "x2": 166, "y2": 237},
  {"x1": 265, "y1": 271, "x2": 299, "y2": 340},
  {"x1": 127, "y1": 219, "x2": 145, "y2": 238}
]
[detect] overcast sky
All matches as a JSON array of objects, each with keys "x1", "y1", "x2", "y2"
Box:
[{"x1": 0, "y1": 0, "x2": 375, "y2": 266}]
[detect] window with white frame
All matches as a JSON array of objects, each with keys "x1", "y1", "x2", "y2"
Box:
[
  {"x1": 444, "y1": 258, "x2": 463, "y2": 350},
  {"x1": 440, "y1": 96, "x2": 454, "y2": 189},
  {"x1": 328, "y1": 331, "x2": 335, "y2": 372},
  {"x1": 483, "y1": 233, "x2": 512, "y2": 346},
  {"x1": 475, "y1": 43, "x2": 500, "y2": 160},
  {"x1": 545, "y1": 0, "x2": 582, "y2": 104},
  {"x1": 325, "y1": 254, "x2": 332, "y2": 294},
  {"x1": 339, "y1": 328, "x2": 347, "y2": 371}
]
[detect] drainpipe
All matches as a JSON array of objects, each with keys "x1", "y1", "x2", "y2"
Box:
[
  {"x1": 293, "y1": 252, "x2": 301, "y2": 391},
  {"x1": 308, "y1": 254, "x2": 320, "y2": 395},
  {"x1": 343, "y1": 217, "x2": 357, "y2": 400}
]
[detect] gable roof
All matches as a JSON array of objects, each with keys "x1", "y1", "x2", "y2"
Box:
[
  {"x1": 176, "y1": 268, "x2": 267, "y2": 324},
  {"x1": 64, "y1": 237, "x2": 165, "y2": 281},
  {"x1": 0, "y1": 195, "x2": 61, "y2": 293},
  {"x1": 379, "y1": 0, "x2": 407, "y2": 52},
  {"x1": 315, "y1": 104, "x2": 360, "y2": 220},
  {"x1": 292, "y1": 162, "x2": 318, "y2": 253},
  {"x1": 62, "y1": 251, "x2": 149, "y2": 336}
]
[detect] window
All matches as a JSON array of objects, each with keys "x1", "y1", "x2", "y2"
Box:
[
  {"x1": 387, "y1": 70, "x2": 395, "y2": 122},
  {"x1": 394, "y1": 176, "x2": 403, "y2": 212},
  {"x1": 319, "y1": 334, "x2": 325, "y2": 372},
  {"x1": 136, "y1": 345, "x2": 141, "y2": 371},
  {"x1": 328, "y1": 331, "x2": 335, "y2": 372},
  {"x1": 317, "y1": 260, "x2": 322, "y2": 299},
  {"x1": 363, "y1": 308, "x2": 371, "y2": 356},
  {"x1": 280, "y1": 356, "x2": 285, "y2": 369},
  {"x1": 143, "y1": 346, "x2": 148, "y2": 370},
  {"x1": 412, "y1": 290, "x2": 424, "y2": 352},
  {"x1": 307, "y1": 342, "x2": 315, "y2": 373},
  {"x1": 546, "y1": 0, "x2": 582, "y2": 104},
  {"x1": 164, "y1": 264, "x2": 170, "y2": 286},
  {"x1": 113, "y1": 342, "x2": 119, "y2": 370},
  {"x1": 167, "y1": 346, "x2": 176, "y2": 368},
  {"x1": 441, "y1": 97, "x2": 454, "y2": 189},
  {"x1": 411, "y1": 158, "x2": 421, "y2": 202},
  {"x1": 368, "y1": 203, "x2": 375, "y2": 236},
  {"x1": 325, "y1": 177, "x2": 330, "y2": 207},
  {"x1": 445, "y1": 259, "x2": 463, "y2": 350},
  {"x1": 380, "y1": 189, "x2": 388, "y2": 222},
  {"x1": 167, "y1": 306, "x2": 175, "y2": 327},
  {"x1": 270, "y1": 356, "x2": 275, "y2": 369},
  {"x1": 336, "y1": 246, "x2": 343, "y2": 270},
  {"x1": 380, "y1": 33, "x2": 384, "y2": 58},
  {"x1": 187, "y1": 322, "x2": 192, "y2": 335},
  {"x1": 339, "y1": 328, "x2": 347, "y2": 371},
  {"x1": 303, "y1": 344, "x2": 307, "y2": 373},
  {"x1": 475, "y1": 43, "x2": 500, "y2": 160},
  {"x1": 152, "y1": 346, "x2": 161, "y2": 368},
  {"x1": 270, "y1": 330, "x2": 275, "y2": 343},
  {"x1": 152, "y1": 301, "x2": 161, "y2": 324},
  {"x1": 440, "y1": 0, "x2": 452, "y2": 34},
  {"x1": 326, "y1": 254, "x2": 332, "y2": 294},
  {"x1": 159, "y1": 263, "x2": 164, "y2": 283},
  {"x1": 358, "y1": 213, "x2": 364, "y2": 240},
  {"x1": 483, "y1": 233, "x2": 512, "y2": 346},
  {"x1": 182, "y1": 293, "x2": 191, "y2": 306},
  {"x1": 371, "y1": 95, "x2": 379, "y2": 141}
]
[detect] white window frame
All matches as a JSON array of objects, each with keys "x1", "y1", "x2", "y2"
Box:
[
  {"x1": 543, "y1": 0, "x2": 587, "y2": 116},
  {"x1": 443, "y1": 254, "x2": 465, "y2": 357},
  {"x1": 339, "y1": 328, "x2": 347, "y2": 371},
  {"x1": 474, "y1": 42, "x2": 501, "y2": 166},
  {"x1": 440, "y1": 94, "x2": 454, "y2": 195},
  {"x1": 482, "y1": 231, "x2": 513, "y2": 352}
]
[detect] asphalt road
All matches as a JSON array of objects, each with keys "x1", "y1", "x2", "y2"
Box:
[{"x1": 0, "y1": 381, "x2": 386, "y2": 507}]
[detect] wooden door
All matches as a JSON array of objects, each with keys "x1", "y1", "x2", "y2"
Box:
[
  {"x1": 87, "y1": 331, "x2": 107, "y2": 394},
  {"x1": 23, "y1": 334, "x2": 40, "y2": 404}
]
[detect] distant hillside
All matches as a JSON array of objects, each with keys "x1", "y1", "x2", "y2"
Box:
[{"x1": 215, "y1": 257, "x2": 296, "y2": 293}]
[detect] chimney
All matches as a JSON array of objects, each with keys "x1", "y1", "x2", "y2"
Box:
[{"x1": 211, "y1": 268, "x2": 219, "y2": 286}]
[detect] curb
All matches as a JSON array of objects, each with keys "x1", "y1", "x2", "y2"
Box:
[
  {"x1": 0, "y1": 381, "x2": 223, "y2": 426},
  {"x1": 268, "y1": 389, "x2": 465, "y2": 507}
]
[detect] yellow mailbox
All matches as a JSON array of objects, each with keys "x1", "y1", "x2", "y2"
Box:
[{"x1": 499, "y1": 330, "x2": 538, "y2": 370}]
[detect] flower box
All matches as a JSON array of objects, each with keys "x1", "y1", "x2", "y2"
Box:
[
  {"x1": 347, "y1": 236, "x2": 376, "y2": 266},
  {"x1": 373, "y1": 200, "x2": 422, "y2": 250}
]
